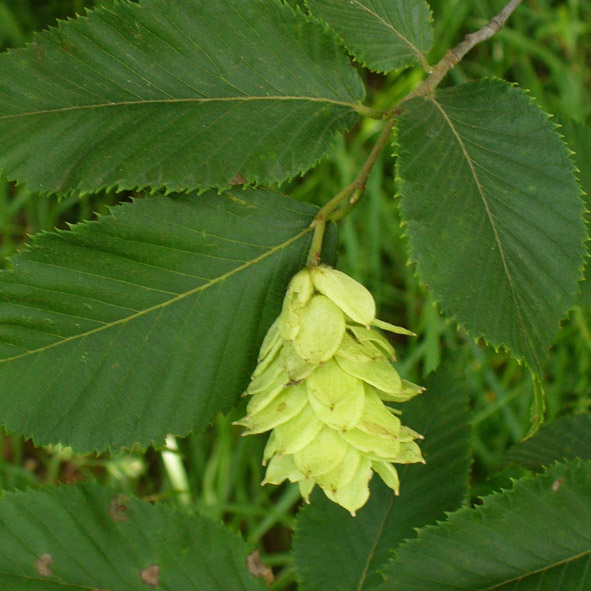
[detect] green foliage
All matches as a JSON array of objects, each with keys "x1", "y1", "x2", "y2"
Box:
[
  {"x1": 305, "y1": 0, "x2": 433, "y2": 73},
  {"x1": 0, "y1": 481, "x2": 266, "y2": 590},
  {"x1": 293, "y1": 360, "x2": 471, "y2": 591},
  {"x1": 0, "y1": 0, "x2": 363, "y2": 194},
  {"x1": 0, "y1": 1, "x2": 589, "y2": 590},
  {"x1": 378, "y1": 459, "x2": 591, "y2": 591},
  {"x1": 0, "y1": 189, "x2": 336, "y2": 451},
  {"x1": 502, "y1": 414, "x2": 591, "y2": 470},
  {"x1": 397, "y1": 79, "x2": 586, "y2": 373}
]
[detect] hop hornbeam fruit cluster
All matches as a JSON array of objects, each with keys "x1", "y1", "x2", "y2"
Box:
[{"x1": 236, "y1": 266, "x2": 424, "y2": 515}]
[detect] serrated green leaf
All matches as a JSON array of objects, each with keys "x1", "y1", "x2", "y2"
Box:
[
  {"x1": 557, "y1": 116, "x2": 591, "y2": 305},
  {"x1": 501, "y1": 414, "x2": 591, "y2": 471},
  {"x1": 306, "y1": 0, "x2": 432, "y2": 73},
  {"x1": 293, "y1": 360, "x2": 471, "y2": 591},
  {"x1": 0, "y1": 482, "x2": 266, "y2": 590},
  {"x1": 378, "y1": 460, "x2": 591, "y2": 591},
  {"x1": 0, "y1": 0, "x2": 364, "y2": 195},
  {"x1": 397, "y1": 79, "x2": 587, "y2": 374},
  {"x1": 0, "y1": 188, "x2": 337, "y2": 452}
]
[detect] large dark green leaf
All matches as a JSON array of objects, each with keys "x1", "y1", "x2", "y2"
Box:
[
  {"x1": 293, "y1": 361, "x2": 471, "y2": 591},
  {"x1": 0, "y1": 0, "x2": 364, "y2": 195},
  {"x1": 378, "y1": 460, "x2": 591, "y2": 590},
  {"x1": 502, "y1": 414, "x2": 591, "y2": 470},
  {"x1": 0, "y1": 482, "x2": 266, "y2": 590},
  {"x1": 0, "y1": 188, "x2": 337, "y2": 452},
  {"x1": 306, "y1": 0, "x2": 432, "y2": 73},
  {"x1": 397, "y1": 79, "x2": 587, "y2": 373}
]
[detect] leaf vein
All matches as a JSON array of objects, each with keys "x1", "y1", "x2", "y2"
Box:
[
  {"x1": 0, "y1": 228, "x2": 310, "y2": 364},
  {"x1": 0, "y1": 95, "x2": 355, "y2": 121}
]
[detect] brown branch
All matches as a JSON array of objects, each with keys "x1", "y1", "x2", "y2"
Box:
[
  {"x1": 399, "y1": 0, "x2": 524, "y2": 105},
  {"x1": 455, "y1": 0, "x2": 524, "y2": 60}
]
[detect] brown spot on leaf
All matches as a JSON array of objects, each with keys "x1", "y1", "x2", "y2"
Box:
[
  {"x1": 229, "y1": 173, "x2": 247, "y2": 185},
  {"x1": 108, "y1": 495, "x2": 130, "y2": 522},
  {"x1": 246, "y1": 550, "x2": 274, "y2": 585},
  {"x1": 140, "y1": 564, "x2": 160, "y2": 587},
  {"x1": 36, "y1": 554, "x2": 53, "y2": 577},
  {"x1": 276, "y1": 402, "x2": 287, "y2": 412},
  {"x1": 552, "y1": 477, "x2": 565, "y2": 491}
]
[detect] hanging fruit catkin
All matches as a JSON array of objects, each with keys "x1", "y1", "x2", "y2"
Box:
[{"x1": 235, "y1": 266, "x2": 424, "y2": 515}]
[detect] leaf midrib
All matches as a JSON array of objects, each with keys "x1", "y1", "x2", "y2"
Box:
[
  {"x1": 0, "y1": 95, "x2": 357, "y2": 121},
  {"x1": 0, "y1": 227, "x2": 311, "y2": 364}
]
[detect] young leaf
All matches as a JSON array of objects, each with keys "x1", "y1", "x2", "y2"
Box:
[
  {"x1": 306, "y1": 0, "x2": 433, "y2": 73},
  {"x1": 0, "y1": 0, "x2": 364, "y2": 195},
  {"x1": 396, "y1": 79, "x2": 587, "y2": 374},
  {"x1": 377, "y1": 459, "x2": 591, "y2": 590},
  {"x1": 501, "y1": 414, "x2": 591, "y2": 471},
  {"x1": 293, "y1": 360, "x2": 471, "y2": 591},
  {"x1": 0, "y1": 188, "x2": 337, "y2": 452},
  {"x1": 0, "y1": 482, "x2": 266, "y2": 590}
]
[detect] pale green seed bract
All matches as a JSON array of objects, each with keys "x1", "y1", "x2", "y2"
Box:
[
  {"x1": 237, "y1": 266, "x2": 424, "y2": 514},
  {"x1": 240, "y1": 382, "x2": 307, "y2": 434},
  {"x1": 335, "y1": 355, "x2": 403, "y2": 394},
  {"x1": 281, "y1": 340, "x2": 316, "y2": 381},
  {"x1": 293, "y1": 295, "x2": 346, "y2": 363},
  {"x1": 306, "y1": 360, "x2": 365, "y2": 430},
  {"x1": 310, "y1": 266, "x2": 376, "y2": 325},
  {"x1": 324, "y1": 457, "x2": 372, "y2": 516},
  {"x1": 273, "y1": 404, "x2": 324, "y2": 455},
  {"x1": 293, "y1": 426, "x2": 350, "y2": 476}
]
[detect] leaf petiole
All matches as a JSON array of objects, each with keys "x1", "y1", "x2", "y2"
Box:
[{"x1": 307, "y1": 120, "x2": 395, "y2": 266}]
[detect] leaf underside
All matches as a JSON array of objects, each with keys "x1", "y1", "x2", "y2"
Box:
[
  {"x1": 396, "y1": 79, "x2": 587, "y2": 373},
  {"x1": 0, "y1": 188, "x2": 337, "y2": 452},
  {"x1": 378, "y1": 459, "x2": 591, "y2": 591},
  {"x1": 293, "y1": 360, "x2": 471, "y2": 591},
  {"x1": 501, "y1": 413, "x2": 591, "y2": 471},
  {"x1": 0, "y1": 0, "x2": 364, "y2": 195},
  {"x1": 306, "y1": 0, "x2": 433, "y2": 73},
  {"x1": 0, "y1": 482, "x2": 266, "y2": 591}
]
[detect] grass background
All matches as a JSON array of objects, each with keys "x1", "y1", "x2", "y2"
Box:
[{"x1": 0, "y1": 1, "x2": 589, "y2": 589}]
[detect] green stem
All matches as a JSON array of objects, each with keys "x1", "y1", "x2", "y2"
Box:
[
  {"x1": 354, "y1": 103, "x2": 385, "y2": 119},
  {"x1": 330, "y1": 187, "x2": 363, "y2": 221},
  {"x1": 247, "y1": 484, "x2": 301, "y2": 544},
  {"x1": 161, "y1": 435, "x2": 192, "y2": 508},
  {"x1": 306, "y1": 120, "x2": 395, "y2": 266},
  {"x1": 306, "y1": 218, "x2": 327, "y2": 267}
]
